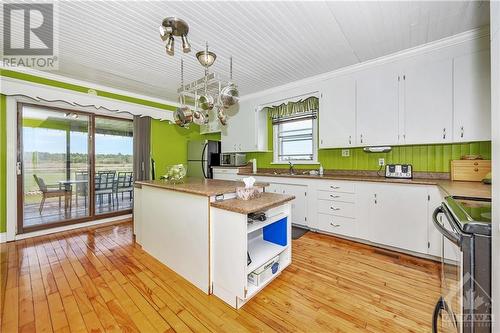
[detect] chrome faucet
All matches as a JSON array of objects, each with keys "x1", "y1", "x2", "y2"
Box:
[{"x1": 288, "y1": 161, "x2": 296, "y2": 175}]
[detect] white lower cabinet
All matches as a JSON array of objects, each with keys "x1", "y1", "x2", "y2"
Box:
[
  {"x1": 252, "y1": 175, "x2": 444, "y2": 258},
  {"x1": 267, "y1": 182, "x2": 308, "y2": 227},
  {"x1": 357, "y1": 183, "x2": 429, "y2": 254}
]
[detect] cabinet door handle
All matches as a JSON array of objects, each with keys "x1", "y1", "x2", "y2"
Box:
[
  {"x1": 330, "y1": 194, "x2": 340, "y2": 198},
  {"x1": 330, "y1": 185, "x2": 340, "y2": 189},
  {"x1": 360, "y1": 134, "x2": 363, "y2": 144},
  {"x1": 474, "y1": 168, "x2": 479, "y2": 172},
  {"x1": 330, "y1": 207, "x2": 340, "y2": 211},
  {"x1": 330, "y1": 223, "x2": 340, "y2": 227},
  {"x1": 443, "y1": 128, "x2": 446, "y2": 139},
  {"x1": 460, "y1": 126, "x2": 464, "y2": 138},
  {"x1": 348, "y1": 135, "x2": 352, "y2": 145}
]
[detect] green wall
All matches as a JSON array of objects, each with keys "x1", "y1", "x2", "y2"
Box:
[
  {"x1": 151, "y1": 120, "x2": 220, "y2": 177},
  {"x1": 0, "y1": 69, "x2": 207, "y2": 234},
  {"x1": 246, "y1": 117, "x2": 491, "y2": 172}
]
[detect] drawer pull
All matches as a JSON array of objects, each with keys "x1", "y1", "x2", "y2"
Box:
[
  {"x1": 330, "y1": 207, "x2": 340, "y2": 211},
  {"x1": 330, "y1": 195, "x2": 340, "y2": 198},
  {"x1": 474, "y1": 162, "x2": 479, "y2": 166},
  {"x1": 330, "y1": 223, "x2": 340, "y2": 227},
  {"x1": 330, "y1": 186, "x2": 340, "y2": 189},
  {"x1": 474, "y1": 168, "x2": 479, "y2": 172}
]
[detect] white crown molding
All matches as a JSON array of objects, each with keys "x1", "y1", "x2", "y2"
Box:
[
  {"x1": 241, "y1": 26, "x2": 490, "y2": 102},
  {"x1": 0, "y1": 65, "x2": 180, "y2": 108}
]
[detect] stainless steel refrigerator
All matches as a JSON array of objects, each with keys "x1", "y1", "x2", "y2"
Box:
[{"x1": 187, "y1": 140, "x2": 221, "y2": 179}]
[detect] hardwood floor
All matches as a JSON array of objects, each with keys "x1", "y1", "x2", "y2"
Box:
[{"x1": 0, "y1": 220, "x2": 440, "y2": 333}]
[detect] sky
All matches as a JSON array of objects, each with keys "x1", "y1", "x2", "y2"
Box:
[{"x1": 23, "y1": 127, "x2": 133, "y2": 155}]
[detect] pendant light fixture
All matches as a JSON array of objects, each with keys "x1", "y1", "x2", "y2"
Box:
[
  {"x1": 196, "y1": 42, "x2": 217, "y2": 68},
  {"x1": 159, "y1": 17, "x2": 191, "y2": 56}
]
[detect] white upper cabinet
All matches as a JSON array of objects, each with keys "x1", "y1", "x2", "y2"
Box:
[
  {"x1": 319, "y1": 76, "x2": 356, "y2": 148},
  {"x1": 402, "y1": 58, "x2": 453, "y2": 144},
  {"x1": 356, "y1": 64, "x2": 400, "y2": 146},
  {"x1": 221, "y1": 99, "x2": 267, "y2": 153},
  {"x1": 453, "y1": 49, "x2": 491, "y2": 142}
]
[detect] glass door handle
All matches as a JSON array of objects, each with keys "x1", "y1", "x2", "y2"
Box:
[{"x1": 16, "y1": 162, "x2": 22, "y2": 175}]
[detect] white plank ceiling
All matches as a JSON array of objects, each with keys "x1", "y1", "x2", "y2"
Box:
[{"x1": 20, "y1": 1, "x2": 491, "y2": 102}]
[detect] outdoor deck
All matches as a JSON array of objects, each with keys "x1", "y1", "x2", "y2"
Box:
[{"x1": 23, "y1": 192, "x2": 132, "y2": 228}]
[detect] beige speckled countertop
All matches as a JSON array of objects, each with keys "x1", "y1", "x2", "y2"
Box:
[
  {"x1": 238, "y1": 171, "x2": 491, "y2": 199},
  {"x1": 135, "y1": 178, "x2": 268, "y2": 197},
  {"x1": 211, "y1": 192, "x2": 295, "y2": 214}
]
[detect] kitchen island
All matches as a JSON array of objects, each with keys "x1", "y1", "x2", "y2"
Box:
[{"x1": 133, "y1": 178, "x2": 294, "y2": 308}]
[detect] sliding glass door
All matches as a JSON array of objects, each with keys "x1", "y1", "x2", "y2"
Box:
[
  {"x1": 17, "y1": 103, "x2": 133, "y2": 233},
  {"x1": 94, "y1": 116, "x2": 133, "y2": 215}
]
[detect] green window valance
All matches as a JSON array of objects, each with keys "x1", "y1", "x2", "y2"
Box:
[{"x1": 264, "y1": 96, "x2": 319, "y2": 120}]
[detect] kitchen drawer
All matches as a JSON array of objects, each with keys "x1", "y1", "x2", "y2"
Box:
[
  {"x1": 212, "y1": 167, "x2": 240, "y2": 174},
  {"x1": 316, "y1": 181, "x2": 355, "y2": 193},
  {"x1": 318, "y1": 200, "x2": 356, "y2": 218},
  {"x1": 316, "y1": 213, "x2": 357, "y2": 238},
  {"x1": 317, "y1": 191, "x2": 355, "y2": 203},
  {"x1": 451, "y1": 160, "x2": 491, "y2": 181}
]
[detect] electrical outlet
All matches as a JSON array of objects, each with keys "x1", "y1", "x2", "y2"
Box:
[
  {"x1": 342, "y1": 149, "x2": 350, "y2": 157},
  {"x1": 378, "y1": 158, "x2": 385, "y2": 166}
]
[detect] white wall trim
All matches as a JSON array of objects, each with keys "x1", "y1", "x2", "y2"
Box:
[
  {"x1": 6, "y1": 96, "x2": 17, "y2": 242},
  {"x1": 14, "y1": 214, "x2": 132, "y2": 241},
  {"x1": 0, "y1": 232, "x2": 6, "y2": 243},
  {"x1": 241, "y1": 26, "x2": 490, "y2": 102},
  {"x1": 1, "y1": 76, "x2": 174, "y2": 122},
  {"x1": 1, "y1": 65, "x2": 180, "y2": 108}
]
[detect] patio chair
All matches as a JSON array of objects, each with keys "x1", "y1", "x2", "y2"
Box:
[
  {"x1": 114, "y1": 172, "x2": 133, "y2": 208},
  {"x1": 95, "y1": 171, "x2": 116, "y2": 208},
  {"x1": 33, "y1": 174, "x2": 72, "y2": 214},
  {"x1": 74, "y1": 171, "x2": 88, "y2": 208}
]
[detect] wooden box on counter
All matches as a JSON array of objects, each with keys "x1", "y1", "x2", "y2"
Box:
[{"x1": 451, "y1": 160, "x2": 491, "y2": 181}]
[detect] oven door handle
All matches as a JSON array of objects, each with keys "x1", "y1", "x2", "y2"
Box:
[
  {"x1": 432, "y1": 206, "x2": 462, "y2": 247},
  {"x1": 432, "y1": 297, "x2": 444, "y2": 333}
]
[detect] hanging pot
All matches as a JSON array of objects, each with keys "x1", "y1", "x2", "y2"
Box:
[
  {"x1": 174, "y1": 105, "x2": 193, "y2": 127},
  {"x1": 220, "y1": 83, "x2": 239, "y2": 108},
  {"x1": 217, "y1": 106, "x2": 227, "y2": 126},
  {"x1": 198, "y1": 94, "x2": 214, "y2": 111},
  {"x1": 220, "y1": 56, "x2": 239, "y2": 108},
  {"x1": 192, "y1": 109, "x2": 206, "y2": 125}
]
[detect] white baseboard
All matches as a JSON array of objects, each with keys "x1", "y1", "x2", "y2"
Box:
[
  {"x1": 13, "y1": 214, "x2": 132, "y2": 241},
  {"x1": 0, "y1": 232, "x2": 6, "y2": 243}
]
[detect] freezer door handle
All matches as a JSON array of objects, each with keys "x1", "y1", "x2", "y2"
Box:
[{"x1": 432, "y1": 205, "x2": 461, "y2": 247}]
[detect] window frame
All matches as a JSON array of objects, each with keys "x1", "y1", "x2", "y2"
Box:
[{"x1": 272, "y1": 114, "x2": 319, "y2": 165}]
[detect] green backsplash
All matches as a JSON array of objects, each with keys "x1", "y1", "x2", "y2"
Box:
[{"x1": 247, "y1": 143, "x2": 491, "y2": 173}]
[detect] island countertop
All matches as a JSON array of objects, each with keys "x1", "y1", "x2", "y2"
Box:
[
  {"x1": 135, "y1": 178, "x2": 269, "y2": 197},
  {"x1": 211, "y1": 192, "x2": 295, "y2": 214}
]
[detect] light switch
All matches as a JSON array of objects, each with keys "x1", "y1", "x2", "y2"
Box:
[{"x1": 342, "y1": 149, "x2": 350, "y2": 157}]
